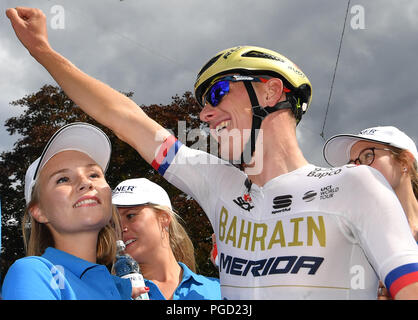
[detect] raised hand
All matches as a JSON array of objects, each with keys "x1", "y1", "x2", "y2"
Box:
[{"x1": 6, "y1": 7, "x2": 50, "y2": 56}]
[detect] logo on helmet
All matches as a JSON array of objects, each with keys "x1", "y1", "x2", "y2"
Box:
[
  {"x1": 222, "y1": 46, "x2": 241, "y2": 59},
  {"x1": 287, "y1": 65, "x2": 305, "y2": 78}
]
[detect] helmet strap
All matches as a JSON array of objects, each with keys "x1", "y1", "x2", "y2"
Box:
[{"x1": 240, "y1": 81, "x2": 292, "y2": 166}]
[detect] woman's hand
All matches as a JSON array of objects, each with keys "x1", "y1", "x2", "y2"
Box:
[{"x1": 132, "y1": 286, "x2": 150, "y2": 300}]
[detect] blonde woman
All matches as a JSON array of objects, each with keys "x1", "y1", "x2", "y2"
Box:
[
  {"x1": 112, "y1": 178, "x2": 221, "y2": 300},
  {"x1": 1, "y1": 123, "x2": 145, "y2": 300}
]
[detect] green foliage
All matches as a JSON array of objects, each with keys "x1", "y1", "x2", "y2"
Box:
[{"x1": 0, "y1": 85, "x2": 218, "y2": 282}]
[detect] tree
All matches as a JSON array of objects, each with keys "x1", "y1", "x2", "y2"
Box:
[{"x1": 0, "y1": 85, "x2": 218, "y2": 283}]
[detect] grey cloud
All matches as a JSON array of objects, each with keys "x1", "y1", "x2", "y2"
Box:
[{"x1": 0, "y1": 0, "x2": 416, "y2": 167}]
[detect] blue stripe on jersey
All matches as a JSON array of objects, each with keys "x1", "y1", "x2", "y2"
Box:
[
  {"x1": 384, "y1": 262, "x2": 418, "y2": 290},
  {"x1": 158, "y1": 140, "x2": 183, "y2": 176}
]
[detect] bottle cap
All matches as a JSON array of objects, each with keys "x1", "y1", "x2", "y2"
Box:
[{"x1": 116, "y1": 240, "x2": 126, "y2": 253}]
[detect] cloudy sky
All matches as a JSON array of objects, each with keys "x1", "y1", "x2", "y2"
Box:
[{"x1": 0, "y1": 0, "x2": 417, "y2": 167}]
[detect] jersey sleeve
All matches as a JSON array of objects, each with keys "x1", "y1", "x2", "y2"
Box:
[
  {"x1": 150, "y1": 135, "x2": 233, "y2": 225},
  {"x1": 2, "y1": 257, "x2": 61, "y2": 300},
  {"x1": 341, "y1": 165, "x2": 418, "y2": 298}
]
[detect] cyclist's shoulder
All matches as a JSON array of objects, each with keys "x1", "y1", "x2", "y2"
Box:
[
  {"x1": 322, "y1": 164, "x2": 391, "y2": 195},
  {"x1": 305, "y1": 164, "x2": 385, "y2": 187}
]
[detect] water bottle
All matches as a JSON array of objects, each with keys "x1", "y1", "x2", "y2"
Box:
[{"x1": 114, "y1": 240, "x2": 149, "y2": 300}]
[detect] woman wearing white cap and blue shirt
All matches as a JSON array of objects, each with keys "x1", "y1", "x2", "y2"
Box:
[
  {"x1": 1, "y1": 122, "x2": 145, "y2": 300},
  {"x1": 323, "y1": 126, "x2": 418, "y2": 242},
  {"x1": 112, "y1": 178, "x2": 221, "y2": 300}
]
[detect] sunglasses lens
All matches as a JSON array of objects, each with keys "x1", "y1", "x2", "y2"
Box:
[{"x1": 205, "y1": 80, "x2": 230, "y2": 107}]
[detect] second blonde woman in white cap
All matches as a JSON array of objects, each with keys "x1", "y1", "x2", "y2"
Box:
[
  {"x1": 112, "y1": 178, "x2": 221, "y2": 300},
  {"x1": 324, "y1": 126, "x2": 418, "y2": 241}
]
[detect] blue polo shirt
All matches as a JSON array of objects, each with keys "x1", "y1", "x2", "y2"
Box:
[
  {"x1": 145, "y1": 262, "x2": 221, "y2": 300},
  {"x1": 1, "y1": 247, "x2": 132, "y2": 300}
]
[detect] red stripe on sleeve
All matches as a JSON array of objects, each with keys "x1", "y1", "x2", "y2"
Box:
[
  {"x1": 151, "y1": 135, "x2": 177, "y2": 171},
  {"x1": 389, "y1": 271, "x2": 418, "y2": 298}
]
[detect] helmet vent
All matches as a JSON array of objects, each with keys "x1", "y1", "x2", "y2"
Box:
[
  {"x1": 242, "y1": 51, "x2": 285, "y2": 63},
  {"x1": 197, "y1": 54, "x2": 222, "y2": 78}
]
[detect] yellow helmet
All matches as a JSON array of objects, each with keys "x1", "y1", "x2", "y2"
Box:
[{"x1": 194, "y1": 46, "x2": 312, "y2": 122}]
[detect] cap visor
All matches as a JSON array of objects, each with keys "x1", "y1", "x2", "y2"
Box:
[{"x1": 34, "y1": 122, "x2": 111, "y2": 179}]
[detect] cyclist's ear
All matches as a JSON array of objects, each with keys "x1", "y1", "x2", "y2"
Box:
[{"x1": 263, "y1": 78, "x2": 284, "y2": 107}]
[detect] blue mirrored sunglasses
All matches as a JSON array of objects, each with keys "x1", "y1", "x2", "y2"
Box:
[{"x1": 203, "y1": 75, "x2": 267, "y2": 107}]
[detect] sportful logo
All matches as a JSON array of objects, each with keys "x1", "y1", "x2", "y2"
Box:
[
  {"x1": 302, "y1": 190, "x2": 317, "y2": 202},
  {"x1": 272, "y1": 195, "x2": 292, "y2": 214}
]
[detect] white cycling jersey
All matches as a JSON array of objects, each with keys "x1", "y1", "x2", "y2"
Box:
[{"x1": 152, "y1": 137, "x2": 418, "y2": 300}]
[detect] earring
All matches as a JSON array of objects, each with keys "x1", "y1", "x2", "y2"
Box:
[
  {"x1": 403, "y1": 167, "x2": 408, "y2": 173},
  {"x1": 161, "y1": 226, "x2": 169, "y2": 240}
]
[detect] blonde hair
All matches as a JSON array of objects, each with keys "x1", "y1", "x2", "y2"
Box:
[
  {"x1": 411, "y1": 162, "x2": 418, "y2": 200},
  {"x1": 393, "y1": 148, "x2": 418, "y2": 200},
  {"x1": 23, "y1": 180, "x2": 122, "y2": 266},
  {"x1": 146, "y1": 204, "x2": 196, "y2": 272}
]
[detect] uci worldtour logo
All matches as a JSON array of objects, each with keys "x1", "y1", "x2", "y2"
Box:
[
  {"x1": 272, "y1": 195, "x2": 292, "y2": 214},
  {"x1": 301, "y1": 187, "x2": 339, "y2": 201},
  {"x1": 320, "y1": 185, "x2": 340, "y2": 200}
]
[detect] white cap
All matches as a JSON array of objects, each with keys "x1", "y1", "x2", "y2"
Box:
[
  {"x1": 323, "y1": 126, "x2": 418, "y2": 167},
  {"x1": 24, "y1": 122, "x2": 111, "y2": 204},
  {"x1": 112, "y1": 178, "x2": 172, "y2": 210}
]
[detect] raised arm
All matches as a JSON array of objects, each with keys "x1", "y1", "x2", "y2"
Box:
[
  {"x1": 394, "y1": 282, "x2": 418, "y2": 300},
  {"x1": 6, "y1": 7, "x2": 171, "y2": 164}
]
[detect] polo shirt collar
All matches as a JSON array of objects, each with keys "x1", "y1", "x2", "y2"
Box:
[
  {"x1": 42, "y1": 247, "x2": 101, "y2": 278},
  {"x1": 178, "y1": 262, "x2": 204, "y2": 285}
]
